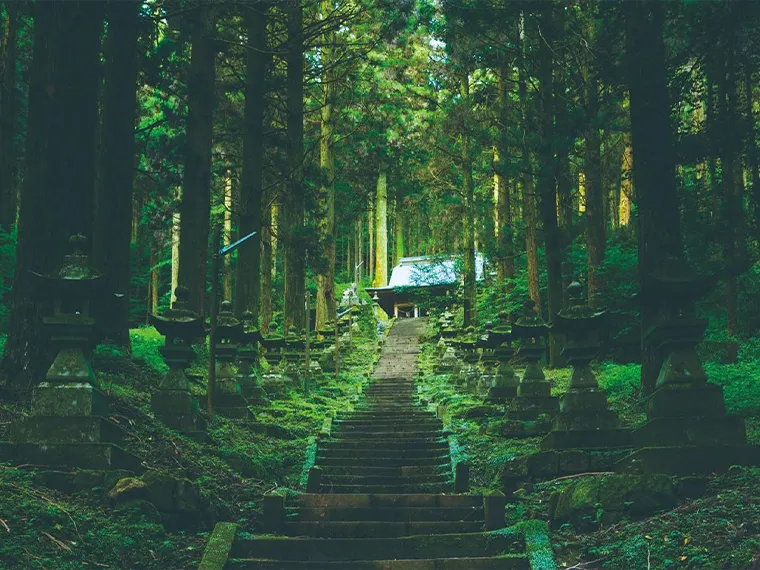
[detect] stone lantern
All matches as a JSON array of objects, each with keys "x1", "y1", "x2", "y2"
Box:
[
  {"x1": 485, "y1": 312, "x2": 519, "y2": 404},
  {"x1": 260, "y1": 333, "x2": 286, "y2": 398},
  {"x1": 542, "y1": 280, "x2": 631, "y2": 450},
  {"x1": 318, "y1": 321, "x2": 337, "y2": 374},
  {"x1": 213, "y1": 300, "x2": 249, "y2": 418},
  {"x1": 281, "y1": 326, "x2": 303, "y2": 385},
  {"x1": 505, "y1": 299, "x2": 559, "y2": 424},
  {"x1": 237, "y1": 310, "x2": 266, "y2": 405},
  {"x1": 149, "y1": 285, "x2": 208, "y2": 438},
  {"x1": 6, "y1": 235, "x2": 140, "y2": 470},
  {"x1": 616, "y1": 258, "x2": 760, "y2": 474}
]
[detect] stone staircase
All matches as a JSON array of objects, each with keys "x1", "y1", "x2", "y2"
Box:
[{"x1": 228, "y1": 318, "x2": 528, "y2": 569}]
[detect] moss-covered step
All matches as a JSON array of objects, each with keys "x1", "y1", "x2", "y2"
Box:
[
  {"x1": 289, "y1": 505, "x2": 484, "y2": 522},
  {"x1": 292, "y1": 493, "x2": 484, "y2": 508},
  {"x1": 540, "y1": 428, "x2": 633, "y2": 450},
  {"x1": 284, "y1": 520, "x2": 485, "y2": 538},
  {"x1": 0, "y1": 442, "x2": 142, "y2": 471},
  {"x1": 230, "y1": 531, "x2": 524, "y2": 561},
  {"x1": 227, "y1": 555, "x2": 530, "y2": 569}
]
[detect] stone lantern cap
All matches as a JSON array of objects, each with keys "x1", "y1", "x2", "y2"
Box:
[
  {"x1": 635, "y1": 255, "x2": 717, "y2": 317},
  {"x1": 215, "y1": 300, "x2": 244, "y2": 343},
  {"x1": 240, "y1": 310, "x2": 262, "y2": 345},
  {"x1": 150, "y1": 286, "x2": 206, "y2": 343},
  {"x1": 553, "y1": 280, "x2": 606, "y2": 335},
  {"x1": 511, "y1": 299, "x2": 549, "y2": 342}
]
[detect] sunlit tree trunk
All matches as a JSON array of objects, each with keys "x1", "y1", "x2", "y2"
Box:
[
  {"x1": 171, "y1": 189, "x2": 180, "y2": 303},
  {"x1": 178, "y1": 2, "x2": 216, "y2": 315},
  {"x1": 460, "y1": 72, "x2": 477, "y2": 326},
  {"x1": 234, "y1": 1, "x2": 268, "y2": 323},
  {"x1": 620, "y1": 133, "x2": 633, "y2": 228},
  {"x1": 316, "y1": 0, "x2": 336, "y2": 329},
  {"x1": 372, "y1": 165, "x2": 388, "y2": 287},
  {"x1": 368, "y1": 196, "x2": 374, "y2": 280},
  {"x1": 394, "y1": 191, "x2": 405, "y2": 266},
  {"x1": 223, "y1": 172, "x2": 234, "y2": 301},
  {"x1": 519, "y1": 13, "x2": 541, "y2": 312},
  {"x1": 494, "y1": 59, "x2": 515, "y2": 282},
  {"x1": 283, "y1": 0, "x2": 306, "y2": 332}
]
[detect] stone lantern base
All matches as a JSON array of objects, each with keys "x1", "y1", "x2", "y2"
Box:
[
  {"x1": 2, "y1": 382, "x2": 141, "y2": 471},
  {"x1": 615, "y1": 382, "x2": 760, "y2": 474}
]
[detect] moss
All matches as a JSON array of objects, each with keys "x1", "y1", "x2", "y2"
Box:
[{"x1": 517, "y1": 520, "x2": 558, "y2": 570}]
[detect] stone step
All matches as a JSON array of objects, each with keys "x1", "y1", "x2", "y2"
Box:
[
  {"x1": 288, "y1": 505, "x2": 483, "y2": 522},
  {"x1": 231, "y1": 532, "x2": 524, "y2": 561},
  {"x1": 319, "y1": 483, "x2": 452, "y2": 494},
  {"x1": 320, "y1": 439, "x2": 448, "y2": 451},
  {"x1": 321, "y1": 473, "x2": 451, "y2": 486},
  {"x1": 337, "y1": 411, "x2": 435, "y2": 419},
  {"x1": 319, "y1": 465, "x2": 450, "y2": 477},
  {"x1": 316, "y1": 456, "x2": 450, "y2": 468},
  {"x1": 317, "y1": 448, "x2": 449, "y2": 461},
  {"x1": 332, "y1": 420, "x2": 442, "y2": 428},
  {"x1": 283, "y1": 520, "x2": 484, "y2": 538},
  {"x1": 334, "y1": 430, "x2": 446, "y2": 440},
  {"x1": 228, "y1": 556, "x2": 529, "y2": 569},
  {"x1": 293, "y1": 494, "x2": 482, "y2": 509}
]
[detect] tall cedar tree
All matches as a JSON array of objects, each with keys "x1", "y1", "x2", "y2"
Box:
[
  {"x1": 626, "y1": 1, "x2": 684, "y2": 395},
  {"x1": 283, "y1": 0, "x2": 306, "y2": 331},
  {"x1": 93, "y1": 0, "x2": 140, "y2": 346},
  {"x1": 178, "y1": 3, "x2": 216, "y2": 315},
  {"x1": 234, "y1": 2, "x2": 269, "y2": 321},
  {"x1": 0, "y1": 1, "x2": 18, "y2": 231},
  {"x1": 0, "y1": 1, "x2": 102, "y2": 392}
]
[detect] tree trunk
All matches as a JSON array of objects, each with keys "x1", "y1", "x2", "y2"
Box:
[
  {"x1": 394, "y1": 191, "x2": 405, "y2": 266},
  {"x1": 283, "y1": 0, "x2": 305, "y2": 332},
  {"x1": 223, "y1": 172, "x2": 234, "y2": 301},
  {"x1": 626, "y1": 1, "x2": 684, "y2": 395},
  {"x1": 495, "y1": 60, "x2": 515, "y2": 282},
  {"x1": 461, "y1": 72, "x2": 477, "y2": 327},
  {"x1": 372, "y1": 165, "x2": 388, "y2": 287},
  {"x1": 619, "y1": 133, "x2": 633, "y2": 228},
  {"x1": 234, "y1": 2, "x2": 267, "y2": 322},
  {"x1": 93, "y1": 0, "x2": 139, "y2": 346},
  {"x1": 368, "y1": 196, "x2": 375, "y2": 280},
  {"x1": 316, "y1": 0, "x2": 336, "y2": 330},
  {"x1": 171, "y1": 189, "x2": 180, "y2": 303},
  {"x1": 519, "y1": 13, "x2": 541, "y2": 312},
  {"x1": 178, "y1": 3, "x2": 215, "y2": 315},
  {"x1": 261, "y1": 202, "x2": 273, "y2": 333},
  {"x1": 747, "y1": 69, "x2": 760, "y2": 245},
  {"x1": 1, "y1": 1, "x2": 103, "y2": 392},
  {"x1": 536, "y1": 5, "x2": 563, "y2": 366},
  {"x1": 0, "y1": 0, "x2": 18, "y2": 231}
]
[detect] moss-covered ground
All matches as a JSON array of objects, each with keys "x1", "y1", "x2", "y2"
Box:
[
  {"x1": 416, "y1": 320, "x2": 760, "y2": 569},
  {"x1": 0, "y1": 307, "x2": 384, "y2": 569}
]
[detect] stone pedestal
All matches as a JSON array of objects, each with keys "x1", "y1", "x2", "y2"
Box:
[
  {"x1": 436, "y1": 346, "x2": 458, "y2": 374},
  {"x1": 506, "y1": 344, "x2": 558, "y2": 422},
  {"x1": 213, "y1": 302, "x2": 250, "y2": 419},
  {"x1": 616, "y1": 265, "x2": 760, "y2": 475},
  {"x1": 486, "y1": 345, "x2": 519, "y2": 404},
  {"x1": 151, "y1": 345, "x2": 207, "y2": 435}
]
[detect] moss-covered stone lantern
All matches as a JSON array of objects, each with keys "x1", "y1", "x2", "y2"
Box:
[
  {"x1": 237, "y1": 310, "x2": 266, "y2": 405},
  {"x1": 149, "y1": 285, "x2": 207, "y2": 438},
  {"x1": 485, "y1": 311, "x2": 519, "y2": 404},
  {"x1": 5, "y1": 235, "x2": 140, "y2": 470}
]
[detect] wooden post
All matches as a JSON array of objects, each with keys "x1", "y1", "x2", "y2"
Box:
[{"x1": 207, "y1": 223, "x2": 222, "y2": 418}]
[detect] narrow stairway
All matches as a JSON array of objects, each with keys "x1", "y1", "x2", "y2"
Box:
[{"x1": 229, "y1": 318, "x2": 528, "y2": 569}]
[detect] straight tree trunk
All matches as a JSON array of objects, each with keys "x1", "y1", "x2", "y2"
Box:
[
  {"x1": 372, "y1": 166, "x2": 388, "y2": 287},
  {"x1": 316, "y1": 0, "x2": 336, "y2": 330},
  {"x1": 171, "y1": 189, "x2": 180, "y2": 303},
  {"x1": 394, "y1": 191, "x2": 405, "y2": 266},
  {"x1": 178, "y1": 3, "x2": 215, "y2": 315},
  {"x1": 368, "y1": 196, "x2": 374, "y2": 280},
  {"x1": 519, "y1": 13, "x2": 541, "y2": 312},
  {"x1": 495, "y1": 60, "x2": 515, "y2": 281},
  {"x1": 234, "y1": 1, "x2": 268, "y2": 322},
  {"x1": 746, "y1": 70, "x2": 760, "y2": 244},
  {"x1": 1, "y1": 2, "x2": 103, "y2": 392},
  {"x1": 261, "y1": 202, "x2": 273, "y2": 333},
  {"x1": 93, "y1": 0, "x2": 140, "y2": 346},
  {"x1": 223, "y1": 172, "x2": 234, "y2": 301},
  {"x1": 461, "y1": 72, "x2": 477, "y2": 327},
  {"x1": 536, "y1": 5, "x2": 563, "y2": 366},
  {"x1": 0, "y1": 0, "x2": 18, "y2": 231},
  {"x1": 626, "y1": 1, "x2": 684, "y2": 395},
  {"x1": 283, "y1": 0, "x2": 305, "y2": 332},
  {"x1": 619, "y1": 133, "x2": 633, "y2": 228}
]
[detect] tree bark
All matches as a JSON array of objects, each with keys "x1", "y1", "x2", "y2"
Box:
[
  {"x1": 283, "y1": 0, "x2": 305, "y2": 332},
  {"x1": 178, "y1": 2, "x2": 216, "y2": 315},
  {"x1": 0, "y1": 0, "x2": 18, "y2": 231},
  {"x1": 519, "y1": 12, "x2": 541, "y2": 313},
  {"x1": 494, "y1": 60, "x2": 515, "y2": 282},
  {"x1": 261, "y1": 202, "x2": 273, "y2": 333},
  {"x1": 394, "y1": 191, "x2": 405, "y2": 266},
  {"x1": 93, "y1": 0, "x2": 140, "y2": 346},
  {"x1": 316, "y1": 0, "x2": 336, "y2": 330},
  {"x1": 460, "y1": 72, "x2": 477, "y2": 326},
  {"x1": 234, "y1": 1, "x2": 268, "y2": 322},
  {"x1": 372, "y1": 166, "x2": 388, "y2": 287},
  {"x1": 223, "y1": 171, "x2": 234, "y2": 301},
  {"x1": 1, "y1": 1, "x2": 103, "y2": 392},
  {"x1": 626, "y1": 1, "x2": 684, "y2": 395}
]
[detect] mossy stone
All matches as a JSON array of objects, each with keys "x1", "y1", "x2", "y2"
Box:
[
  {"x1": 114, "y1": 499, "x2": 162, "y2": 525},
  {"x1": 108, "y1": 476, "x2": 148, "y2": 502}
]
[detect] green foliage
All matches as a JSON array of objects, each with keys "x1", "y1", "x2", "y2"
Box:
[
  {"x1": 517, "y1": 520, "x2": 558, "y2": 570},
  {"x1": 0, "y1": 228, "x2": 16, "y2": 333},
  {"x1": 130, "y1": 326, "x2": 169, "y2": 374}
]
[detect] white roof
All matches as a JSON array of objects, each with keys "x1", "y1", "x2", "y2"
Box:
[{"x1": 387, "y1": 254, "x2": 485, "y2": 288}]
